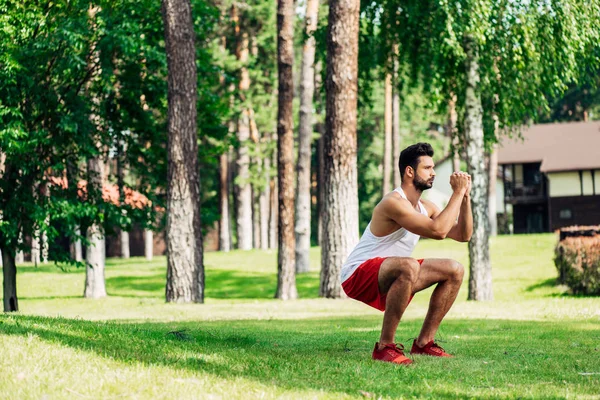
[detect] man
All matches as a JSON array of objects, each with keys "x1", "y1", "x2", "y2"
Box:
[{"x1": 341, "y1": 142, "x2": 472, "y2": 365}]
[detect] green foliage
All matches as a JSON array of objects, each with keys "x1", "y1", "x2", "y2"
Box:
[
  {"x1": 0, "y1": 0, "x2": 228, "y2": 260},
  {"x1": 555, "y1": 236, "x2": 600, "y2": 295}
]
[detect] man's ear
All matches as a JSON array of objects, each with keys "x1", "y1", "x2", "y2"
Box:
[{"x1": 405, "y1": 166, "x2": 414, "y2": 179}]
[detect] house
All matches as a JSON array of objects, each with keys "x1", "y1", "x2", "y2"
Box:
[{"x1": 498, "y1": 121, "x2": 600, "y2": 233}]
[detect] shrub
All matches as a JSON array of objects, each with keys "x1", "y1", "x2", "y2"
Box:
[{"x1": 554, "y1": 235, "x2": 600, "y2": 295}]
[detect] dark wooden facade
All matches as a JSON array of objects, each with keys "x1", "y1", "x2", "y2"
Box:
[{"x1": 549, "y1": 195, "x2": 600, "y2": 231}]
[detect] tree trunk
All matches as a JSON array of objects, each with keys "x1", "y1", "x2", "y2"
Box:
[
  {"x1": 275, "y1": 0, "x2": 297, "y2": 300},
  {"x1": 294, "y1": 0, "x2": 319, "y2": 274},
  {"x1": 72, "y1": 226, "x2": 83, "y2": 262},
  {"x1": 315, "y1": 61, "x2": 325, "y2": 248},
  {"x1": 84, "y1": 154, "x2": 107, "y2": 299},
  {"x1": 31, "y1": 234, "x2": 40, "y2": 266},
  {"x1": 320, "y1": 0, "x2": 360, "y2": 298},
  {"x1": 219, "y1": 152, "x2": 231, "y2": 252},
  {"x1": 252, "y1": 186, "x2": 261, "y2": 249},
  {"x1": 162, "y1": 0, "x2": 204, "y2": 303},
  {"x1": 447, "y1": 94, "x2": 461, "y2": 172},
  {"x1": 260, "y1": 153, "x2": 270, "y2": 250},
  {"x1": 144, "y1": 229, "x2": 153, "y2": 260},
  {"x1": 464, "y1": 36, "x2": 492, "y2": 301},
  {"x1": 2, "y1": 247, "x2": 18, "y2": 312},
  {"x1": 235, "y1": 27, "x2": 253, "y2": 251},
  {"x1": 269, "y1": 132, "x2": 278, "y2": 250},
  {"x1": 391, "y1": 74, "x2": 401, "y2": 188},
  {"x1": 383, "y1": 72, "x2": 393, "y2": 195},
  {"x1": 488, "y1": 144, "x2": 498, "y2": 236},
  {"x1": 117, "y1": 144, "x2": 130, "y2": 259}
]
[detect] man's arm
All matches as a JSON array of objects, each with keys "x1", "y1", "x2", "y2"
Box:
[
  {"x1": 446, "y1": 194, "x2": 473, "y2": 242},
  {"x1": 382, "y1": 173, "x2": 469, "y2": 240}
]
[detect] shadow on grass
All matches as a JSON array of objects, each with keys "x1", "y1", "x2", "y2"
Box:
[
  {"x1": 525, "y1": 278, "x2": 557, "y2": 292},
  {"x1": 1, "y1": 314, "x2": 599, "y2": 399},
  {"x1": 105, "y1": 269, "x2": 320, "y2": 299}
]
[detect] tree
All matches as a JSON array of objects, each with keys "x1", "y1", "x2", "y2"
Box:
[
  {"x1": 294, "y1": 0, "x2": 320, "y2": 274},
  {"x1": 382, "y1": 72, "x2": 393, "y2": 195},
  {"x1": 275, "y1": 0, "x2": 297, "y2": 300},
  {"x1": 162, "y1": 0, "x2": 204, "y2": 303},
  {"x1": 320, "y1": 0, "x2": 360, "y2": 298}
]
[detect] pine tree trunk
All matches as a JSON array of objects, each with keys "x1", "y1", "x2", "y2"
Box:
[
  {"x1": 84, "y1": 155, "x2": 107, "y2": 299},
  {"x1": 219, "y1": 152, "x2": 231, "y2": 252},
  {"x1": 383, "y1": 72, "x2": 393, "y2": 195},
  {"x1": 144, "y1": 229, "x2": 153, "y2": 260},
  {"x1": 269, "y1": 132, "x2": 278, "y2": 250},
  {"x1": 2, "y1": 247, "x2": 18, "y2": 312},
  {"x1": 235, "y1": 27, "x2": 253, "y2": 251},
  {"x1": 260, "y1": 153, "x2": 270, "y2": 250},
  {"x1": 488, "y1": 144, "x2": 498, "y2": 236},
  {"x1": 315, "y1": 60, "x2": 325, "y2": 248},
  {"x1": 252, "y1": 186, "x2": 261, "y2": 249},
  {"x1": 392, "y1": 50, "x2": 401, "y2": 188},
  {"x1": 320, "y1": 0, "x2": 360, "y2": 298},
  {"x1": 464, "y1": 36, "x2": 492, "y2": 301},
  {"x1": 236, "y1": 111, "x2": 253, "y2": 250},
  {"x1": 294, "y1": 0, "x2": 319, "y2": 274},
  {"x1": 276, "y1": 0, "x2": 297, "y2": 300},
  {"x1": 162, "y1": 0, "x2": 204, "y2": 303}
]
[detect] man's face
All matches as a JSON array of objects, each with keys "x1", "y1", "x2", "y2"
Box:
[{"x1": 413, "y1": 156, "x2": 435, "y2": 191}]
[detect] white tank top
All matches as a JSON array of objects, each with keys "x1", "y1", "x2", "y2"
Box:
[{"x1": 341, "y1": 187, "x2": 428, "y2": 283}]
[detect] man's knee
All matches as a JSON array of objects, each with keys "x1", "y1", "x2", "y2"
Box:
[
  {"x1": 448, "y1": 260, "x2": 464, "y2": 282},
  {"x1": 394, "y1": 258, "x2": 420, "y2": 284}
]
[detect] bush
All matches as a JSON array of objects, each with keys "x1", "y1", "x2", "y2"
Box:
[{"x1": 554, "y1": 235, "x2": 600, "y2": 295}]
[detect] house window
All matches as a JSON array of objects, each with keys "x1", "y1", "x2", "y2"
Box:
[{"x1": 559, "y1": 209, "x2": 573, "y2": 219}]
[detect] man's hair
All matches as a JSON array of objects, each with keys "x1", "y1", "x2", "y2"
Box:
[{"x1": 399, "y1": 142, "x2": 434, "y2": 180}]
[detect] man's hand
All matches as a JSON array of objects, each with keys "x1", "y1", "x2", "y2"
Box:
[{"x1": 450, "y1": 172, "x2": 470, "y2": 195}]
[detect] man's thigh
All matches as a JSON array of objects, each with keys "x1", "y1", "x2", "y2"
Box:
[{"x1": 412, "y1": 258, "x2": 461, "y2": 294}]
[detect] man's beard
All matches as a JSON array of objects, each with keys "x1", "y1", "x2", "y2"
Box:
[{"x1": 414, "y1": 175, "x2": 433, "y2": 192}]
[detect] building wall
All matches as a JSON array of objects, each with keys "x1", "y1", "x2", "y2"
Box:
[
  {"x1": 550, "y1": 195, "x2": 600, "y2": 230},
  {"x1": 424, "y1": 157, "x2": 504, "y2": 213},
  {"x1": 548, "y1": 170, "x2": 599, "y2": 197},
  {"x1": 548, "y1": 172, "x2": 581, "y2": 197}
]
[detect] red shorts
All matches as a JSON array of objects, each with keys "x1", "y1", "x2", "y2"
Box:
[{"x1": 341, "y1": 257, "x2": 424, "y2": 312}]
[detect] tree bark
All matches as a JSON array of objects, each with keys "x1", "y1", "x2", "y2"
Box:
[
  {"x1": 2, "y1": 247, "x2": 18, "y2": 312},
  {"x1": 488, "y1": 144, "x2": 498, "y2": 236},
  {"x1": 294, "y1": 0, "x2": 319, "y2": 274},
  {"x1": 392, "y1": 61, "x2": 402, "y2": 188},
  {"x1": 117, "y1": 144, "x2": 130, "y2": 259},
  {"x1": 383, "y1": 72, "x2": 393, "y2": 195},
  {"x1": 144, "y1": 229, "x2": 153, "y2": 260},
  {"x1": 234, "y1": 27, "x2": 253, "y2": 251},
  {"x1": 72, "y1": 226, "x2": 83, "y2": 262},
  {"x1": 447, "y1": 94, "x2": 461, "y2": 172},
  {"x1": 320, "y1": 0, "x2": 360, "y2": 298},
  {"x1": 219, "y1": 152, "x2": 231, "y2": 252},
  {"x1": 84, "y1": 154, "x2": 107, "y2": 299},
  {"x1": 162, "y1": 0, "x2": 204, "y2": 303},
  {"x1": 31, "y1": 234, "x2": 40, "y2": 266},
  {"x1": 275, "y1": 0, "x2": 297, "y2": 300},
  {"x1": 252, "y1": 186, "x2": 261, "y2": 249},
  {"x1": 269, "y1": 170, "x2": 278, "y2": 250},
  {"x1": 464, "y1": 36, "x2": 492, "y2": 301},
  {"x1": 260, "y1": 152, "x2": 270, "y2": 250}
]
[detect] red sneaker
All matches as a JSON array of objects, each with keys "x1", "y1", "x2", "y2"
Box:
[
  {"x1": 410, "y1": 340, "x2": 452, "y2": 357},
  {"x1": 372, "y1": 342, "x2": 413, "y2": 365}
]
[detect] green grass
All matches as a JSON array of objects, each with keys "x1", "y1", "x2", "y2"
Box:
[{"x1": 1, "y1": 234, "x2": 600, "y2": 399}]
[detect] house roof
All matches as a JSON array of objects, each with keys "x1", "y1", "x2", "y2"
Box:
[
  {"x1": 497, "y1": 121, "x2": 600, "y2": 173},
  {"x1": 48, "y1": 177, "x2": 151, "y2": 209}
]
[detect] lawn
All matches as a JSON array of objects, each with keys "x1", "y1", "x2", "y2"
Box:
[{"x1": 1, "y1": 234, "x2": 599, "y2": 399}]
